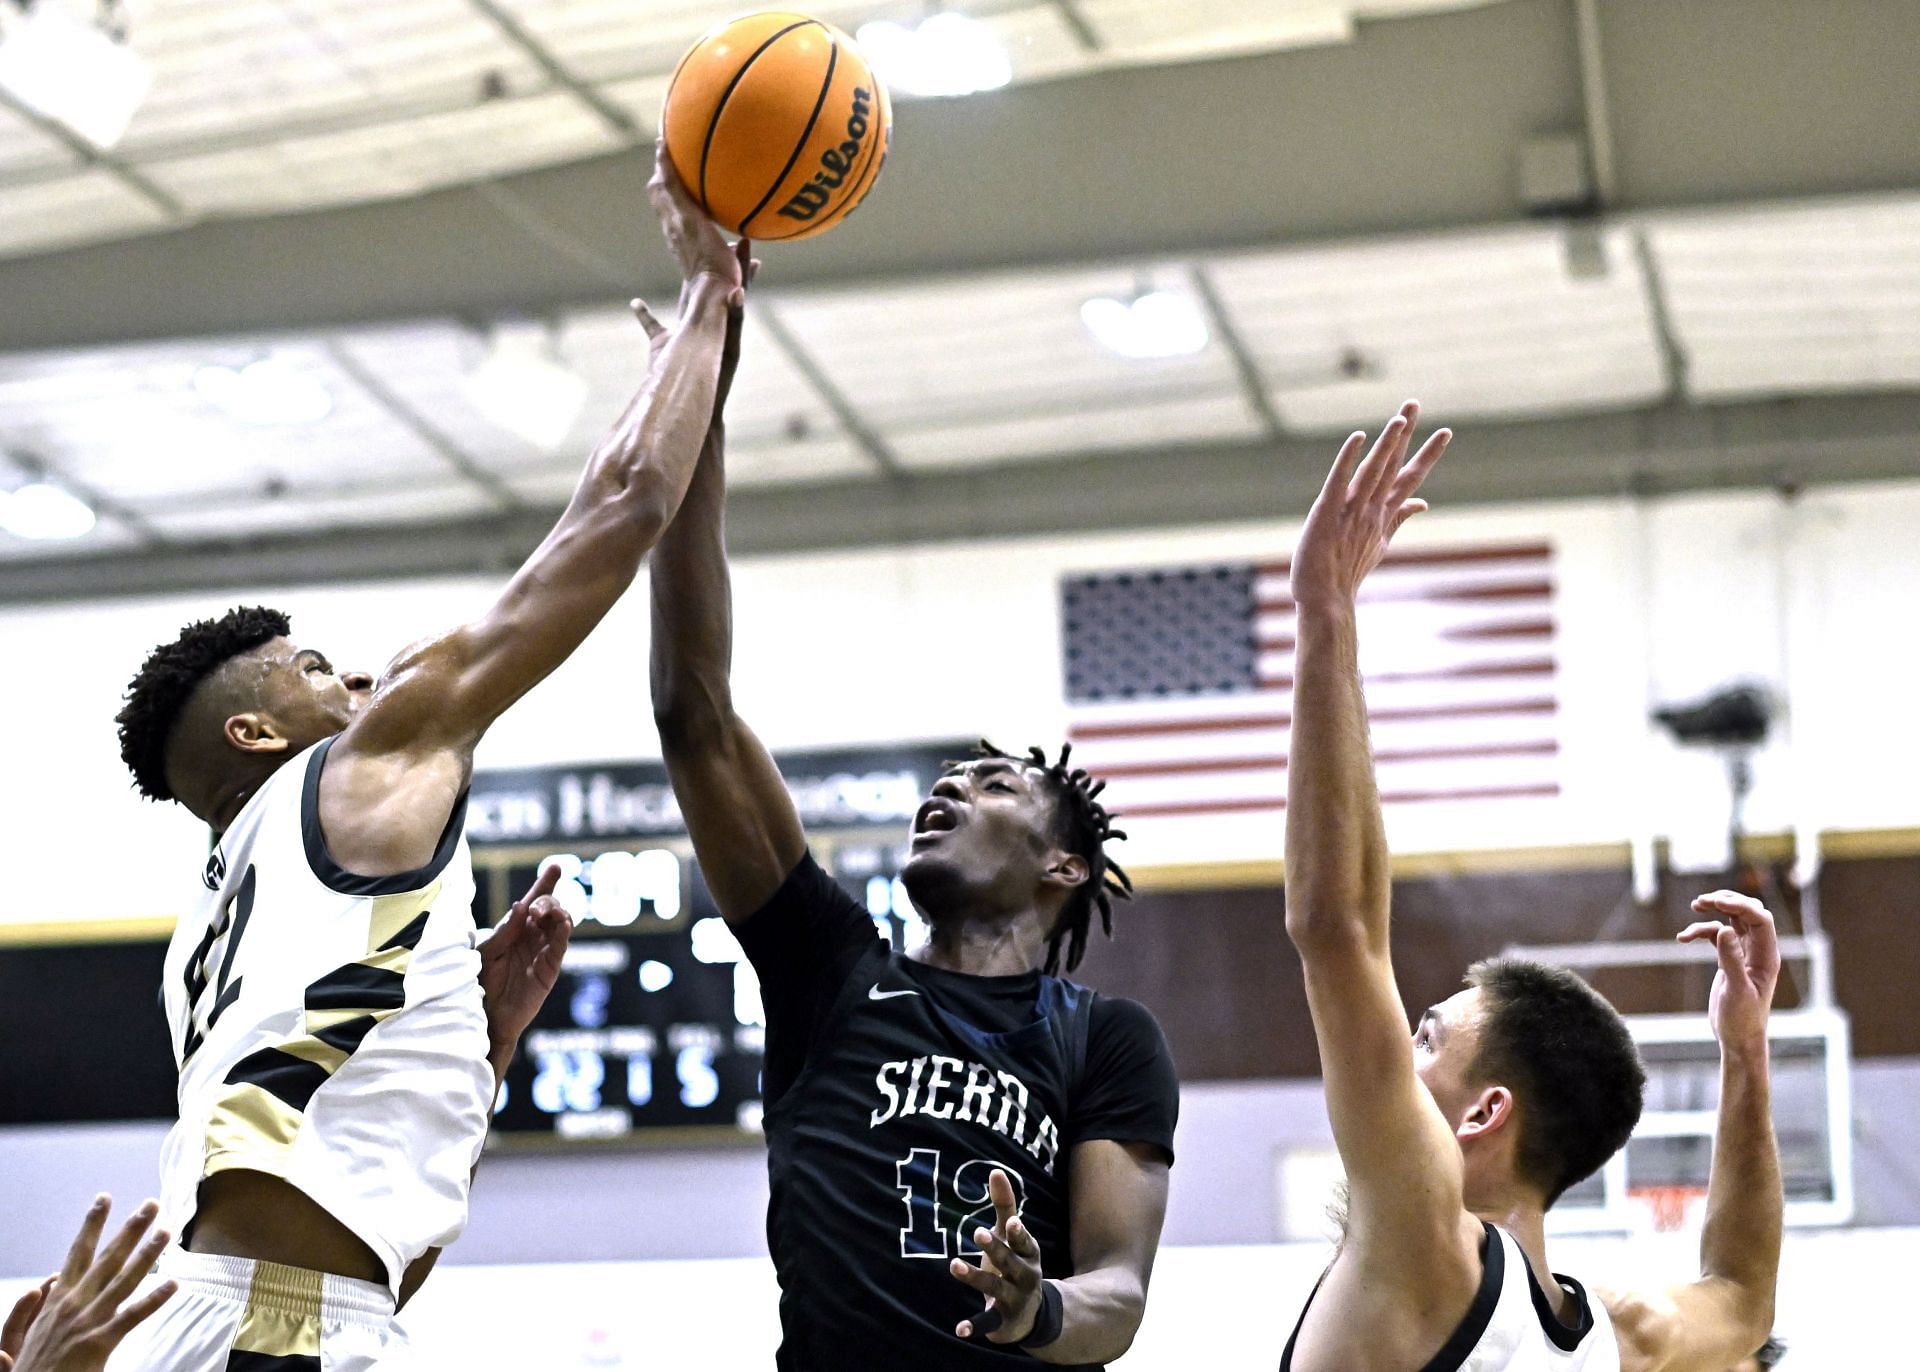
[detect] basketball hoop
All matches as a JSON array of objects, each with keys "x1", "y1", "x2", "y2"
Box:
[{"x1": 1629, "y1": 1185, "x2": 1707, "y2": 1233}]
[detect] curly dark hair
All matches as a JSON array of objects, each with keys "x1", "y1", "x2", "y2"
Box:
[
  {"x1": 1465, "y1": 958, "x2": 1647, "y2": 1206},
  {"x1": 116, "y1": 605, "x2": 292, "y2": 803},
  {"x1": 969, "y1": 739, "x2": 1131, "y2": 974}
]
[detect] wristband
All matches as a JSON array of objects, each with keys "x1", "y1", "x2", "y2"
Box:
[{"x1": 1016, "y1": 1280, "x2": 1064, "y2": 1350}]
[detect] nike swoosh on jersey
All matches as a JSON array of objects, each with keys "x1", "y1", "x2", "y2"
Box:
[{"x1": 868, "y1": 984, "x2": 922, "y2": 1000}]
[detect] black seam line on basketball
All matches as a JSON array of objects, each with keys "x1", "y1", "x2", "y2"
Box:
[
  {"x1": 698, "y1": 19, "x2": 819, "y2": 213},
  {"x1": 739, "y1": 33, "x2": 839, "y2": 235}
]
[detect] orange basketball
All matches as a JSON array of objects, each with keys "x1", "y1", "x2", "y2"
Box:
[{"x1": 662, "y1": 12, "x2": 892, "y2": 242}]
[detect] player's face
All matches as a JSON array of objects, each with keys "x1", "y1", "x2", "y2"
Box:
[
  {"x1": 255, "y1": 637, "x2": 374, "y2": 745},
  {"x1": 1413, "y1": 987, "x2": 1487, "y2": 1128},
  {"x1": 899, "y1": 759, "x2": 1062, "y2": 916}
]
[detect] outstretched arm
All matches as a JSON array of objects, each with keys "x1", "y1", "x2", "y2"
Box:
[
  {"x1": 1283, "y1": 403, "x2": 1474, "y2": 1268},
  {"x1": 1607, "y1": 891, "x2": 1782, "y2": 1372},
  {"x1": 319, "y1": 147, "x2": 744, "y2": 873},
  {"x1": 647, "y1": 273, "x2": 806, "y2": 924}
]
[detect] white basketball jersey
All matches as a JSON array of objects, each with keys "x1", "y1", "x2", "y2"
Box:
[
  {"x1": 157, "y1": 735, "x2": 494, "y2": 1300},
  {"x1": 1281, "y1": 1222, "x2": 1618, "y2": 1372}
]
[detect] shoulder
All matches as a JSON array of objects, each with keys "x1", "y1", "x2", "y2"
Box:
[
  {"x1": 1089, "y1": 994, "x2": 1170, "y2": 1047},
  {"x1": 1597, "y1": 1286, "x2": 1680, "y2": 1371}
]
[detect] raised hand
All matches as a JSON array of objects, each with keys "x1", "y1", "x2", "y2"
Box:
[
  {"x1": 633, "y1": 238, "x2": 758, "y2": 418},
  {"x1": 1, "y1": 1195, "x2": 175, "y2": 1372},
  {"x1": 480, "y1": 864, "x2": 573, "y2": 1062},
  {"x1": 1290, "y1": 400, "x2": 1451, "y2": 611},
  {"x1": 649, "y1": 142, "x2": 746, "y2": 299},
  {"x1": 949, "y1": 1168, "x2": 1045, "y2": 1344},
  {"x1": 1678, "y1": 890, "x2": 1782, "y2": 1050}
]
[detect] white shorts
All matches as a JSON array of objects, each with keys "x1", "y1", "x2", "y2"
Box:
[{"x1": 108, "y1": 1250, "x2": 406, "y2": 1371}]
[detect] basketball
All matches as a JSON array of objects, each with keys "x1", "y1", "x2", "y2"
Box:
[{"x1": 662, "y1": 12, "x2": 893, "y2": 242}]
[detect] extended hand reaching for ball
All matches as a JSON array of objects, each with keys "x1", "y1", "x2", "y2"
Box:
[
  {"x1": 649, "y1": 142, "x2": 745, "y2": 300},
  {"x1": 949, "y1": 1168, "x2": 1047, "y2": 1344}
]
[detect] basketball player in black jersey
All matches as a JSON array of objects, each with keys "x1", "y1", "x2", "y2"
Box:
[
  {"x1": 1279, "y1": 401, "x2": 1783, "y2": 1372},
  {"x1": 638, "y1": 280, "x2": 1178, "y2": 1369}
]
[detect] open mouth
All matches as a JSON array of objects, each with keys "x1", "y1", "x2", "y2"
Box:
[{"x1": 911, "y1": 798, "x2": 960, "y2": 842}]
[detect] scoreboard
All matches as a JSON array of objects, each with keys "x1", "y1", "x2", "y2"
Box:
[
  {"x1": 0, "y1": 741, "x2": 964, "y2": 1144},
  {"x1": 468, "y1": 743, "x2": 963, "y2": 1146}
]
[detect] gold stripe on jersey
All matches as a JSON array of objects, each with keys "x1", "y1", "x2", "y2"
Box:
[
  {"x1": 205, "y1": 1083, "x2": 304, "y2": 1170},
  {"x1": 203, "y1": 882, "x2": 442, "y2": 1170}
]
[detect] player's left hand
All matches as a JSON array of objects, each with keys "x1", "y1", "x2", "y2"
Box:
[
  {"x1": 949, "y1": 1168, "x2": 1044, "y2": 1344},
  {"x1": 479, "y1": 864, "x2": 573, "y2": 1055},
  {"x1": 1677, "y1": 889, "x2": 1781, "y2": 1052}
]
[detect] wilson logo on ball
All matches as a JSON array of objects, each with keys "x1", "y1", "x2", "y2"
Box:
[{"x1": 777, "y1": 86, "x2": 873, "y2": 224}]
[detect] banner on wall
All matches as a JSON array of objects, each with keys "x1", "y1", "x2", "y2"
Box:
[
  {"x1": 467, "y1": 742, "x2": 972, "y2": 848},
  {"x1": 1060, "y1": 543, "x2": 1562, "y2": 824}
]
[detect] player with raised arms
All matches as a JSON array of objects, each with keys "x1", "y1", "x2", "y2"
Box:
[
  {"x1": 1280, "y1": 401, "x2": 1783, "y2": 1372},
  {"x1": 639, "y1": 273, "x2": 1180, "y2": 1368},
  {"x1": 105, "y1": 149, "x2": 742, "y2": 1371}
]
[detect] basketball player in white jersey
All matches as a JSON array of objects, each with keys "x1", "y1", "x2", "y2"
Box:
[
  {"x1": 1280, "y1": 401, "x2": 1782, "y2": 1372},
  {"x1": 105, "y1": 149, "x2": 745, "y2": 1371}
]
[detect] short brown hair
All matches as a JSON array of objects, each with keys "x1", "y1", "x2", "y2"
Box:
[{"x1": 1466, "y1": 958, "x2": 1646, "y2": 1205}]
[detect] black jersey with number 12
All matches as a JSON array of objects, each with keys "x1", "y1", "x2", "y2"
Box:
[{"x1": 735, "y1": 853, "x2": 1179, "y2": 1371}]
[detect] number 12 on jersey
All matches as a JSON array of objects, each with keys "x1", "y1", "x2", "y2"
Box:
[{"x1": 894, "y1": 1147, "x2": 1026, "y2": 1260}]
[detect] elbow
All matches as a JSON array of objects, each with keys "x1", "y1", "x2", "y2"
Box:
[
  {"x1": 1284, "y1": 901, "x2": 1371, "y2": 958},
  {"x1": 652, "y1": 691, "x2": 734, "y2": 754}
]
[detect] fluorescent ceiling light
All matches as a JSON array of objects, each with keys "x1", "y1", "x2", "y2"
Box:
[
  {"x1": 0, "y1": 2, "x2": 152, "y2": 150},
  {"x1": 1080, "y1": 290, "x2": 1211, "y2": 360},
  {"x1": 856, "y1": 12, "x2": 1011, "y2": 98},
  {"x1": 194, "y1": 357, "x2": 333, "y2": 425},
  {"x1": 0, "y1": 482, "x2": 97, "y2": 541},
  {"x1": 465, "y1": 332, "x2": 588, "y2": 451}
]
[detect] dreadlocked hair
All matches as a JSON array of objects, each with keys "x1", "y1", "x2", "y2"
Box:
[
  {"x1": 970, "y1": 739, "x2": 1131, "y2": 975},
  {"x1": 116, "y1": 605, "x2": 292, "y2": 803}
]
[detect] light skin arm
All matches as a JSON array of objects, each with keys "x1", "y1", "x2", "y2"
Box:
[
  {"x1": 1607, "y1": 891, "x2": 1782, "y2": 1372},
  {"x1": 645, "y1": 262, "x2": 807, "y2": 925},
  {"x1": 1282, "y1": 405, "x2": 1486, "y2": 1354},
  {"x1": 318, "y1": 147, "x2": 744, "y2": 877},
  {"x1": 948, "y1": 1145, "x2": 1170, "y2": 1364}
]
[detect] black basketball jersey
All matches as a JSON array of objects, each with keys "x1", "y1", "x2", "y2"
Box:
[{"x1": 735, "y1": 853, "x2": 1179, "y2": 1372}]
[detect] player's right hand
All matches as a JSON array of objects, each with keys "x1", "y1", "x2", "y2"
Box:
[
  {"x1": 1, "y1": 1195, "x2": 176, "y2": 1372},
  {"x1": 649, "y1": 142, "x2": 746, "y2": 301},
  {"x1": 1677, "y1": 890, "x2": 1781, "y2": 1052},
  {"x1": 1289, "y1": 400, "x2": 1451, "y2": 613}
]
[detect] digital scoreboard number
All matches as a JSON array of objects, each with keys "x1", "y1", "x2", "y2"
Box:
[{"x1": 469, "y1": 744, "x2": 961, "y2": 1146}]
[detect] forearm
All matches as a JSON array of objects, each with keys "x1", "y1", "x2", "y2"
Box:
[
  {"x1": 1028, "y1": 1268, "x2": 1146, "y2": 1365},
  {"x1": 576, "y1": 275, "x2": 731, "y2": 542},
  {"x1": 1284, "y1": 603, "x2": 1390, "y2": 949},
  {"x1": 649, "y1": 424, "x2": 735, "y2": 738},
  {"x1": 1697, "y1": 1040, "x2": 1781, "y2": 1334}
]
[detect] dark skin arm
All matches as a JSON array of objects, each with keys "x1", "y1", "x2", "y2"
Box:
[
  {"x1": 948, "y1": 1145, "x2": 1170, "y2": 1364},
  {"x1": 318, "y1": 147, "x2": 743, "y2": 881},
  {"x1": 645, "y1": 252, "x2": 808, "y2": 924}
]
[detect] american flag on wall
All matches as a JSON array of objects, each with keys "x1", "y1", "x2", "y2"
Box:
[{"x1": 1060, "y1": 544, "x2": 1559, "y2": 820}]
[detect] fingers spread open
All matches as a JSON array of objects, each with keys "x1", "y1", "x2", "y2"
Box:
[
  {"x1": 102, "y1": 1279, "x2": 178, "y2": 1341},
  {"x1": 1387, "y1": 428, "x2": 1450, "y2": 508},
  {"x1": 76, "y1": 1204, "x2": 157, "y2": 1303},
  {"x1": 92, "y1": 1223, "x2": 167, "y2": 1315},
  {"x1": 1318, "y1": 432, "x2": 1367, "y2": 507},
  {"x1": 987, "y1": 1168, "x2": 1019, "y2": 1228},
  {"x1": 60, "y1": 1196, "x2": 110, "y2": 1291}
]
